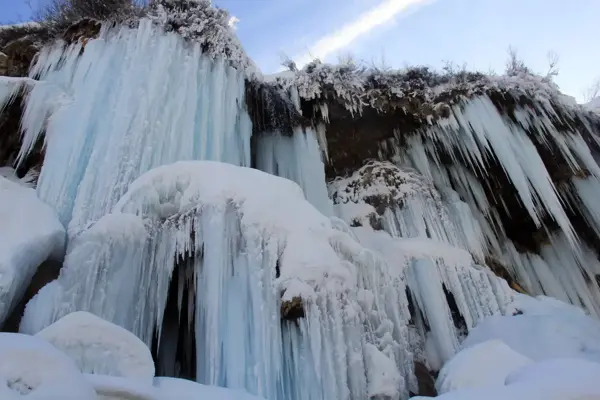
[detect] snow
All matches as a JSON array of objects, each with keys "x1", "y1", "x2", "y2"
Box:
[
  {"x1": 272, "y1": 59, "x2": 595, "y2": 119},
  {"x1": 153, "y1": 377, "x2": 266, "y2": 399},
  {"x1": 0, "y1": 333, "x2": 97, "y2": 399},
  {"x1": 462, "y1": 295, "x2": 600, "y2": 364},
  {"x1": 435, "y1": 340, "x2": 533, "y2": 394},
  {"x1": 0, "y1": 176, "x2": 65, "y2": 327},
  {"x1": 0, "y1": 330, "x2": 265, "y2": 400},
  {"x1": 0, "y1": 167, "x2": 37, "y2": 187},
  {"x1": 414, "y1": 358, "x2": 600, "y2": 400},
  {"x1": 364, "y1": 343, "x2": 402, "y2": 398},
  {"x1": 36, "y1": 312, "x2": 155, "y2": 382},
  {"x1": 0, "y1": 22, "x2": 41, "y2": 32}
]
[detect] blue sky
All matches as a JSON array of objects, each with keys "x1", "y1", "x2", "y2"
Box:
[{"x1": 1, "y1": 0, "x2": 598, "y2": 101}]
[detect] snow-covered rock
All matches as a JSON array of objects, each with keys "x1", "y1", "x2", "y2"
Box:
[
  {"x1": 0, "y1": 333, "x2": 97, "y2": 399},
  {"x1": 0, "y1": 176, "x2": 65, "y2": 327},
  {"x1": 36, "y1": 312, "x2": 155, "y2": 382},
  {"x1": 436, "y1": 340, "x2": 532, "y2": 394}
]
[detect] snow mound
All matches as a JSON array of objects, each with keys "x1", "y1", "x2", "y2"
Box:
[
  {"x1": 436, "y1": 340, "x2": 533, "y2": 394},
  {"x1": 415, "y1": 358, "x2": 600, "y2": 400},
  {"x1": 36, "y1": 312, "x2": 155, "y2": 382},
  {"x1": 462, "y1": 295, "x2": 600, "y2": 363},
  {"x1": 0, "y1": 176, "x2": 65, "y2": 326},
  {"x1": 0, "y1": 333, "x2": 96, "y2": 399}
]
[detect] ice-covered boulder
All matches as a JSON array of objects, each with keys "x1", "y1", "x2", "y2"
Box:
[
  {"x1": 0, "y1": 332, "x2": 97, "y2": 399},
  {"x1": 0, "y1": 176, "x2": 65, "y2": 327},
  {"x1": 36, "y1": 312, "x2": 155, "y2": 382},
  {"x1": 435, "y1": 340, "x2": 532, "y2": 394}
]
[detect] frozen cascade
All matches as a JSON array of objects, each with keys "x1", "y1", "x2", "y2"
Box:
[
  {"x1": 255, "y1": 127, "x2": 333, "y2": 216},
  {"x1": 21, "y1": 161, "x2": 426, "y2": 400},
  {"x1": 11, "y1": 19, "x2": 252, "y2": 233},
  {"x1": 384, "y1": 96, "x2": 600, "y2": 315}
]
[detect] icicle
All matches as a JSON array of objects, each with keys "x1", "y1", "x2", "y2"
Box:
[{"x1": 255, "y1": 127, "x2": 333, "y2": 216}]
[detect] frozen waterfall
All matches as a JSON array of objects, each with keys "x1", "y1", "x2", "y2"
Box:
[{"x1": 6, "y1": 19, "x2": 252, "y2": 233}]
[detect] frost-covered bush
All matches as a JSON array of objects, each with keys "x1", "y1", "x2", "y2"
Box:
[
  {"x1": 147, "y1": 0, "x2": 251, "y2": 70},
  {"x1": 35, "y1": 0, "x2": 143, "y2": 31}
]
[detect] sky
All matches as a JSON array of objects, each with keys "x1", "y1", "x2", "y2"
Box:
[{"x1": 1, "y1": 0, "x2": 598, "y2": 102}]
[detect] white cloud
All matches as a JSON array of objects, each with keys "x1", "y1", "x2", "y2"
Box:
[{"x1": 293, "y1": 0, "x2": 434, "y2": 68}]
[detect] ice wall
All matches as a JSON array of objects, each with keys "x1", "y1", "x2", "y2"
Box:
[{"x1": 7, "y1": 19, "x2": 252, "y2": 233}]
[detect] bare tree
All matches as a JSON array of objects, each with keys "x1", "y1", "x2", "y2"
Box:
[
  {"x1": 505, "y1": 46, "x2": 531, "y2": 76},
  {"x1": 583, "y1": 78, "x2": 600, "y2": 103},
  {"x1": 545, "y1": 50, "x2": 559, "y2": 80}
]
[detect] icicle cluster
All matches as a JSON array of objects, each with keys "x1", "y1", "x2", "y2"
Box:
[{"x1": 4, "y1": 19, "x2": 252, "y2": 233}]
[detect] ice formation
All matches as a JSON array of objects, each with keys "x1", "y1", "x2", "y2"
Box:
[{"x1": 0, "y1": 176, "x2": 65, "y2": 327}]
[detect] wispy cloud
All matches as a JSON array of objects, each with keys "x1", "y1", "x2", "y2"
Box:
[{"x1": 293, "y1": 0, "x2": 434, "y2": 68}]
